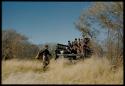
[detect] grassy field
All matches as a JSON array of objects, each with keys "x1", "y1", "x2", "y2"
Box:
[{"x1": 2, "y1": 56, "x2": 123, "y2": 84}]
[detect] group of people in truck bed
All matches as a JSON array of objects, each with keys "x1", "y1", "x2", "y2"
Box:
[
  {"x1": 55, "y1": 37, "x2": 92, "y2": 60},
  {"x1": 67, "y1": 37, "x2": 91, "y2": 55}
]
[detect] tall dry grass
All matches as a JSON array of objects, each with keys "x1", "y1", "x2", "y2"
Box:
[{"x1": 2, "y1": 56, "x2": 123, "y2": 84}]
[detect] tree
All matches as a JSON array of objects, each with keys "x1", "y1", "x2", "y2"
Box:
[
  {"x1": 2, "y1": 29, "x2": 39, "y2": 60},
  {"x1": 75, "y1": 2, "x2": 123, "y2": 65}
]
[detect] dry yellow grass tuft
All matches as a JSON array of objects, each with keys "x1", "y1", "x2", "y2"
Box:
[{"x1": 2, "y1": 56, "x2": 123, "y2": 84}]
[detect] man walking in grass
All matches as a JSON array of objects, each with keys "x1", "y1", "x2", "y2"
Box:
[{"x1": 39, "y1": 45, "x2": 51, "y2": 70}]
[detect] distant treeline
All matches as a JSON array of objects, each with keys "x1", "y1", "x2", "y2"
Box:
[{"x1": 2, "y1": 29, "x2": 40, "y2": 60}]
